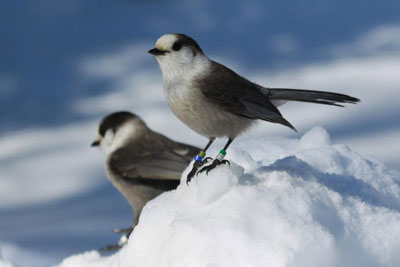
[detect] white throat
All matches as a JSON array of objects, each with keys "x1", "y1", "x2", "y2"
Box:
[{"x1": 158, "y1": 54, "x2": 211, "y2": 90}]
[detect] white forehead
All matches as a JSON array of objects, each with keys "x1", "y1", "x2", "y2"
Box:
[{"x1": 155, "y1": 34, "x2": 178, "y2": 50}]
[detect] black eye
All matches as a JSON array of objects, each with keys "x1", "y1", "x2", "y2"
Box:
[{"x1": 172, "y1": 42, "x2": 182, "y2": 51}]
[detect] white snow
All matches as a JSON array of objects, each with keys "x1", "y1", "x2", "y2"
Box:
[{"x1": 56, "y1": 127, "x2": 400, "y2": 267}]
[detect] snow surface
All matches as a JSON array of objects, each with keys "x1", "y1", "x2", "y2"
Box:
[{"x1": 56, "y1": 127, "x2": 400, "y2": 267}]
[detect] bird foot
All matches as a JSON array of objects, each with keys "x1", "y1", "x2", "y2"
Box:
[
  {"x1": 186, "y1": 157, "x2": 213, "y2": 183},
  {"x1": 197, "y1": 159, "x2": 230, "y2": 175},
  {"x1": 102, "y1": 227, "x2": 132, "y2": 251}
]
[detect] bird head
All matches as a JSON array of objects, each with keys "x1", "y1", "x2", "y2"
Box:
[
  {"x1": 91, "y1": 111, "x2": 145, "y2": 154},
  {"x1": 148, "y1": 33, "x2": 206, "y2": 75}
]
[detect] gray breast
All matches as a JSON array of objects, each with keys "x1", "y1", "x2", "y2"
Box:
[{"x1": 164, "y1": 81, "x2": 253, "y2": 138}]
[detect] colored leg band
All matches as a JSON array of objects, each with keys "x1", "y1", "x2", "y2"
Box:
[
  {"x1": 194, "y1": 151, "x2": 206, "y2": 162},
  {"x1": 194, "y1": 155, "x2": 203, "y2": 162},
  {"x1": 216, "y1": 149, "x2": 226, "y2": 161}
]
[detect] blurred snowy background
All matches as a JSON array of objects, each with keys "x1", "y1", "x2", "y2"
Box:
[{"x1": 0, "y1": 0, "x2": 399, "y2": 266}]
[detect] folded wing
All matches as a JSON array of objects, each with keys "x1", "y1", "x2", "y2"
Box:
[
  {"x1": 108, "y1": 136, "x2": 199, "y2": 181},
  {"x1": 198, "y1": 61, "x2": 360, "y2": 132}
]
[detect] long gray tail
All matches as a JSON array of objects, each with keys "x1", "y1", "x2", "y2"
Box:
[{"x1": 267, "y1": 88, "x2": 360, "y2": 107}]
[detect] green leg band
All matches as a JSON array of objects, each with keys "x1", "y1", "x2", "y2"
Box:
[{"x1": 216, "y1": 150, "x2": 226, "y2": 161}]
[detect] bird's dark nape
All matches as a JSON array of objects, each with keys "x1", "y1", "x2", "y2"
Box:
[
  {"x1": 99, "y1": 111, "x2": 136, "y2": 136},
  {"x1": 172, "y1": 33, "x2": 203, "y2": 54},
  {"x1": 267, "y1": 88, "x2": 360, "y2": 107}
]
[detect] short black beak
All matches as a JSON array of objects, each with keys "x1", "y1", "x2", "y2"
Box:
[
  {"x1": 91, "y1": 140, "x2": 100, "y2": 147},
  {"x1": 148, "y1": 48, "x2": 166, "y2": 56}
]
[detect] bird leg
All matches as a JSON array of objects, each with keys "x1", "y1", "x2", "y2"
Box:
[
  {"x1": 187, "y1": 138, "x2": 215, "y2": 183},
  {"x1": 101, "y1": 227, "x2": 133, "y2": 252},
  {"x1": 198, "y1": 138, "x2": 233, "y2": 175},
  {"x1": 197, "y1": 150, "x2": 230, "y2": 174},
  {"x1": 102, "y1": 243, "x2": 123, "y2": 252},
  {"x1": 114, "y1": 227, "x2": 133, "y2": 234}
]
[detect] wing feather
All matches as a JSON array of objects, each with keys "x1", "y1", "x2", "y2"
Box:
[
  {"x1": 197, "y1": 61, "x2": 295, "y2": 130},
  {"x1": 108, "y1": 135, "x2": 199, "y2": 181}
]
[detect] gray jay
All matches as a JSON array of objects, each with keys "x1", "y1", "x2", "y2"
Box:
[
  {"x1": 148, "y1": 33, "x2": 360, "y2": 182},
  {"x1": 91, "y1": 111, "x2": 199, "y2": 250}
]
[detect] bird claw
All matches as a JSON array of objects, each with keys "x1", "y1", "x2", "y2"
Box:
[
  {"x1": 197, "y1": 159, "x2": 230, "y2": 175},
  {"x1": 187, "y1": 157, "x2": 228, "y2": 182},
  {"x1": 221, "y1": 159, "x2": 230, "y2": 166},
  {"x1": 187, "y1": 160, "x2": 208, "y2": 183},
  {"x1": 102, "y1": 227, "x2": 132, "y2": 251},
  {"x1": 203, "y1": 157, "x2": 213, "y2": 163}
]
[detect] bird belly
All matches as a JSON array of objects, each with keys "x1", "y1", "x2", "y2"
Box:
[{"x1": 165, "y1": 84, "x2": 253, "y2": 138}]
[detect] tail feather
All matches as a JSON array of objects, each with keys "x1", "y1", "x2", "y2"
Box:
[{"x1": 267, "y1": 88, "x2": 360, "y2": 107}]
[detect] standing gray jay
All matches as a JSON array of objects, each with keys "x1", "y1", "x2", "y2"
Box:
[
  {"x1": 148, "y1": 33, "x2": 360, "y2": 182},
  {"x1": 91, "y1": 111, "x2": 199, "y2": 250}
]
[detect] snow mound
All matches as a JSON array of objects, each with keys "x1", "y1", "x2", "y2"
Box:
[{"x1": 57, "y1": 127, "x2": 400, "y2": 267}]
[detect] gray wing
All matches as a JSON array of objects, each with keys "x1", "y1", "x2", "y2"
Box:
[
  {"x1": 108, "y1": 136, "x2": 200, "y2": 181},
  {"x1": 197, "y1": 61, "x2": 296, "y2": 131}
]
